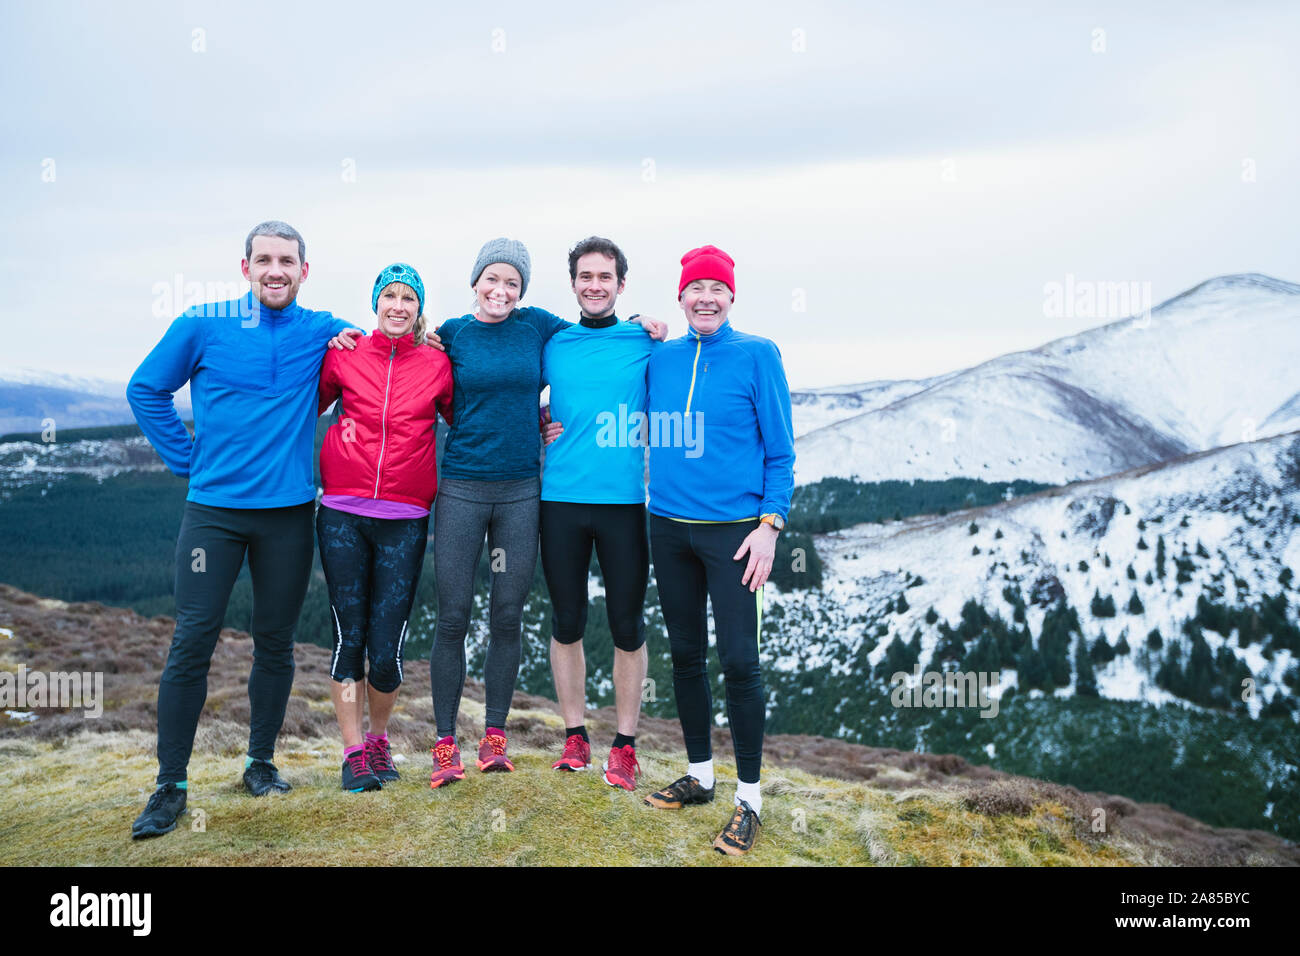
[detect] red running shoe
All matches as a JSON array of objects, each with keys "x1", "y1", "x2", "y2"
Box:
[
  {"x1": 602, "y1": 744, "x2": 641, "y2": 791},
  {"x1": 551, "y1": 734, "x2": 591, "y2": 772},
  {"x1": 476, "y1": 733, "x2": 515, "y2": 773},
  {"x1": 429, "y1": 741, "x2": 466, "y2": 789}
]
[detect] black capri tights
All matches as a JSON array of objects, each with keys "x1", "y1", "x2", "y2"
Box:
[{"x1": 316, "y1": 505, "x2": 428, "y2": 694}]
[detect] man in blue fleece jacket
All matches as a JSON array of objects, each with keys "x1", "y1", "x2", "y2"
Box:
[
  {"x1": 126, "y1": 221, "x2": 359, "y2": 838},
  {"x1": 641, "y1": 244, "x2": 795, "y2": 857}
]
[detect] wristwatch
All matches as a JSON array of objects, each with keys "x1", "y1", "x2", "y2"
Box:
[{"x1": 760, "y1": 513, "x2": 785, "y2": 532}]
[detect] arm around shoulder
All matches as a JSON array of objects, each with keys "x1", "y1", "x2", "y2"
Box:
[
  {"x1": 325, "y1": 313, "x2": 364, "y2": 337},
  {"x1": 523, "y1": 307, "x2": 571, "y2": 342}
]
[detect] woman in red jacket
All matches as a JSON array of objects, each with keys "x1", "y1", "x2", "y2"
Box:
[{"x1": 316, "y1": 263, "x2": 454, "y2": 792}]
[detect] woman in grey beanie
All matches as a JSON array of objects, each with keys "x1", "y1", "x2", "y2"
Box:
[{"x1": 469, "y1": 237, "x2": 532, "y2": 299}]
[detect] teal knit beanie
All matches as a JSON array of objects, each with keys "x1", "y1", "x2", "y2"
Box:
[{"x1": 372, "y1": 262, "x2": 425, "y2": 314}]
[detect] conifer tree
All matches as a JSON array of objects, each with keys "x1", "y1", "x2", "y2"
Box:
[
  {"x1": 1018, "y1": 644, "x2": 1049, "y2": 691},
  {"x1": 1075, "y1": 636, "x2": 1099, "y2": 696},
  {"x1": 1091, "y1": 589, "x2": 1117, "y2": 617}
]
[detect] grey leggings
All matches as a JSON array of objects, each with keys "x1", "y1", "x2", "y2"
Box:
[{"x1": 430, "y1": 477, "x2": 540, "y2": 738}]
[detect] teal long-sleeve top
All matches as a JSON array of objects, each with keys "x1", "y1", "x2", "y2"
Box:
[{"x1": 435, "y1": 307, "x2": 569, "y2": 481}]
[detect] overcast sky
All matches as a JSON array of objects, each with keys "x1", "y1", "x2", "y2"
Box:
[{"x1": 2, "y1": 0, "x2": 1297, "y2": 389}]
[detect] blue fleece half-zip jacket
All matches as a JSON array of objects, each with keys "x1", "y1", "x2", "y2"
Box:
[
  {"x1": 127, "y1": 292, "x2": 356, "y2": 509},
  {"x1": 645, "y1": 319, "x2": 795, "y2": 522}
]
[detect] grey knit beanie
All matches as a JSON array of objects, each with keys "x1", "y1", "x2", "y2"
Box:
[{"x1": 470, "y1": 238, "x2": 531, "y2": 298}]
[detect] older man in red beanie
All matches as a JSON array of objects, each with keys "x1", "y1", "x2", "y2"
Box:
[{"x1": 640, "y1": 244, "x2": 796, "y2": 856}]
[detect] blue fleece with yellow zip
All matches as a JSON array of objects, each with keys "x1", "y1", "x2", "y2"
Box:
[
  {"x1": 645, "y1": 319, "x2": 795, "y2": 522},
  {"x1": 127, "y1": 292, "x2": 356, "y2": 509}
]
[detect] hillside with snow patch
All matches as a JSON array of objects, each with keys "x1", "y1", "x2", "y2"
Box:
[{"x1": 764, "y1": 429, "x2": 1300, "y2": 714}]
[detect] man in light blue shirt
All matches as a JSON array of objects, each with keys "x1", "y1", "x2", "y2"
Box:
[{"x1": 540, "y1": 237, "x2": 657, "y2": 792}]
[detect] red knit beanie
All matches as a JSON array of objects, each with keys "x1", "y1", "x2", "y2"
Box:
[{"x1": 678, "y1": 245, "x2": 736, "y2": 298}]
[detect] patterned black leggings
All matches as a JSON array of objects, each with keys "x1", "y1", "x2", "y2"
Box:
[{"x1": 316, "y1": 505, "x2": 429, "y2": 693}]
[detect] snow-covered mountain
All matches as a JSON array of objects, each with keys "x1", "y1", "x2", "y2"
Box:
[
  {"x1": 793, "y1": 274, "x2": 1300, "y2": 486},
  {"x1": 0, "y1": 367, "x2": 190, "y2": 435},
  {"x1": 791, "y1": 378, "x2": 940, "y2": 438},
  {"x1": 765, "y1": 429, "x2": 1300, "y2": 713}
]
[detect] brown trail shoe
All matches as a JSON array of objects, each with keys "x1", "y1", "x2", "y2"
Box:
[
  {"x1": 643, "y1": 774, "x2": 715, "y2": 809},
  {"x1": 713, "y1": 800, "x2": 761, "y2": 856}
]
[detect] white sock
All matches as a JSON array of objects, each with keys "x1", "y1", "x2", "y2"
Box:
[
  {"x1": 687, "y1": 759, "x2": 715, "y2": 790},
  {"x1": 736, "y1": 780, "x2": 762, "y2": 817}
]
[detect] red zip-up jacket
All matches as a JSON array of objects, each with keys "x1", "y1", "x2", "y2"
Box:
[{"x1": 317, "y1": 330, "x2": 454, "y2": 509}]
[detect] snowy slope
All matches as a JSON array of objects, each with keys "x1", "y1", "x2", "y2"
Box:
[
  {"x1": 790, "y1": 378, "x2": 943, "y2": 438},
  {"x1": 794, "y1": 274, "x2": 1300, "y2": 485},
  {"x1": 0, "y1": 368, "x2": 190, "y2": 434},
  {"x1": 0, "y1": 368, "x2": 132, "y2": 397},
  {"x1": 766, "y1": 430, "x2": 1300, "y2": 713}
]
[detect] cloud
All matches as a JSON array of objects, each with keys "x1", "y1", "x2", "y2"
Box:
[{"x1": 1, "y1": 0, "x2": 1296, "y2": 387}]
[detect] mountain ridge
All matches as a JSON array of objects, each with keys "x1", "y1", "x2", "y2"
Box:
[{"x1": 792, "y1": 272, "x2": 1300, "y2": 485}]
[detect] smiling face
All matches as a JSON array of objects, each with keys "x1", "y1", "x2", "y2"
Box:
[
  {"x1": 376, "y1": 282, "x2": 419, "y2": 339},
  {"x1": 473, "y1": 263, "x2": 522, "y2": 322},
  {"x1": 571, "y1": 251, "x2": 624, "y2": 319},
  {"x1": 679, "y1": 279, "x2": 733, "y2": 335},
  {"x1": 241, "y1": 235, "x2": 307, "y2": 310}
]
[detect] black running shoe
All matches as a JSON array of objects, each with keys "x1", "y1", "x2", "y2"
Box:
[
  {"x1": 243, "y1": 759, "x2": 291, "y2": 796},
  {"x1": 131, "y1": 783, "x2": 187, "y2": 839},
  {"x1": 341, "y1": 751, "x2": 382, "y2": 792},
  {"x1": 643, "y1": 774, "x2": 716, "y2": 809},
  {"x1": 365, "y1": 737, "x2": 400, "y2": 783},
  {"x1": 713, "y1": 800, "x2": 761, "y2": 856}
]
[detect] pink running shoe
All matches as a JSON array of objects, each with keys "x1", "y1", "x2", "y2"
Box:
[
  {"x1": 602, "y1": 744, "x2": 641, "y2": 791},
  {"x1": 476, "y1": 733, "x2": 515, "y2": 773},
  {"x1": 429, "y1": 741, "x2": 466, "y2": 789},
  {"x1": 552, "y1": 734, "x2": 592, "y2": 772}
]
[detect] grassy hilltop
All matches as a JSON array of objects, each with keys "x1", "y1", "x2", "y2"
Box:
[{"x1": 1, "y1": 584, "x2": 1296, "y2": 867}]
